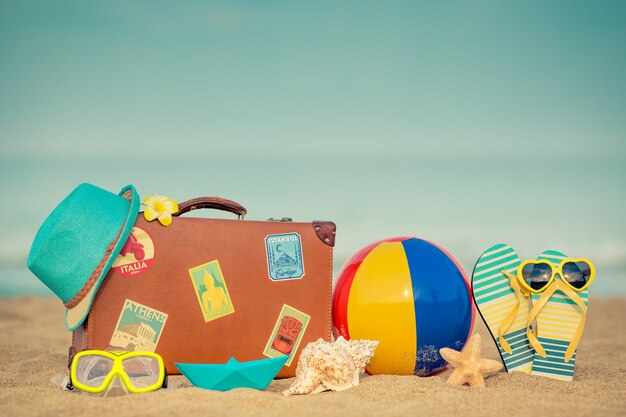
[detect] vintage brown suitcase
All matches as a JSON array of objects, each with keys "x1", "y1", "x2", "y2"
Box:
[{"x1": 70, "y1": 197, "x2": 335, "y2": 378}]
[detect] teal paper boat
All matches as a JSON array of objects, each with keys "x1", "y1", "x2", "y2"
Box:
[{"x1": 175, "y1": 356, "x2": 288, "y2": 391}]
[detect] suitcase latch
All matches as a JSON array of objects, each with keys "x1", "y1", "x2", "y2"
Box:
[{"x1": 267, "y1": 217, "x2": 293, "y2": 222}]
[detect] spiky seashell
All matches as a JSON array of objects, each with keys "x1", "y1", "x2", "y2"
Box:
[{"x1": 282, "y1": 336, "x2": 378, "y2": 396}]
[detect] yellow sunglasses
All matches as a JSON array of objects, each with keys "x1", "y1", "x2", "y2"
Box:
[
  {"x1": 69, "y1": 350, "x2": 166, "y2": 394},
  {"x1": 517, "y1": 258, "x2": 595, "y2": 294}
]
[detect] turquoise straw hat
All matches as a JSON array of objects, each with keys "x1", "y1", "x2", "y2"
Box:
[{"x1": 27, "y1": 183, "x2": 140, "y2": 330}]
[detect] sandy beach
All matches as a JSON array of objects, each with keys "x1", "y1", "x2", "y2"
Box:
[{"x1": 1, "y1": 297, "x2": 624, "y2": 417}]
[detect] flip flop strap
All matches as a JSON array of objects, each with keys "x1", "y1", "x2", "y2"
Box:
[
  {"x1": 497, "y1": 270, "x2": 529, "y2": 354},
  {"x1": 526, "y1": 280, "x2": 587, "y2": 362}
]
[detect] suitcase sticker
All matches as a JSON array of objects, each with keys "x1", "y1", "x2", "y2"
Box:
[
  {"x1": 111, "y1": 227, "x2": 155, "y2": 277},
  {"x1": 109, "y1": 299, "x2": 168, "y2": 352},
  {"x1": 265, "y1": 233, "x2": 305, "y2": 281},
  {"x1": 263, "y1": 304, "x2": 310, "y2": 366},
  {"x1": 188, "y1": 260, "x2": 235, "y2": 323}
]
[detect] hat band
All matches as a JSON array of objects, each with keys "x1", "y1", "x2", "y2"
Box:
[
  {"x1": 64, "y1": 226, "x2": 124, "y2": 309},
  {"x1": 63, "y1": 188, "x2": 134, "y2": 310}
]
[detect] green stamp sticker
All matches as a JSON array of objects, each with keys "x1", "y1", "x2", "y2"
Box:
[
  {"x1": 188, "y1": 260, "x2": 235, "y2": 323},
  {"x1": 263, "y1": 304, "x2": 310, "y2": 366},
  {"x1": 109, "y1": 299, "x2": 168, "y2": 352}
]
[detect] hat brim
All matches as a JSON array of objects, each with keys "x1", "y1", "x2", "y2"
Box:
[{"x1": 65, "y1": 185, "x2": 140, "y2": 331}]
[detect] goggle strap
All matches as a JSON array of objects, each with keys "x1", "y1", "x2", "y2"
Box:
[
  {"x1": 66, "y1": 376, "x2": 75, "y2": 391},
  {"x1": 68, "y1": 346, "x2": 76, "y2": 370}
]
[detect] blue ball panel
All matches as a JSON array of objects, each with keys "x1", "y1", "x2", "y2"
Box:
[{"x1": 402, "y1": 238, "x2": 472, "y2": 375}]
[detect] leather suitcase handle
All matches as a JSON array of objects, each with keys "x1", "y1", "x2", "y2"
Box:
[{"x1": 174, "y1": 197, "x2": 247, "y2": 219}]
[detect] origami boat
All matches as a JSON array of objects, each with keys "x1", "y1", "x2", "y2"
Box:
[{"x1": 175, "y1": 356, "x2": 288, "y2": 391}]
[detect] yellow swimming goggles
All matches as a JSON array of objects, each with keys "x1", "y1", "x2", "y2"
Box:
[
  {"x1": 68, "y1": 350, "x2": 167, "y2": 394},
  {"x1": 517, "y1": 258, "x2": 595, "y2": 293}
]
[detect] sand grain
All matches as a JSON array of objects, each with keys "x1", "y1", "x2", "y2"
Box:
[{"x1": 1, "y1": 297, "x2": 624, "y2": 417}]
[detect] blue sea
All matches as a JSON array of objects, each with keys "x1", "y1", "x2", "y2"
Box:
[
  {"x1": 2, "y1": 0, "x2": 625, "y2": 298},
  {"x1": 1, "y1": 153, "x2": 624, "y2": 297}
]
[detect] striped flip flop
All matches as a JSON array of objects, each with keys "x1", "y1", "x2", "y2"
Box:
[
  {"x1": 471, "y1": 244, "x2": 534, "y2": 373},
  {"x1": 529, "y1": 250, "x2": 589, "y2": 381}
]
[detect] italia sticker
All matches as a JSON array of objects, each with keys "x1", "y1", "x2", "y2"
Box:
[
  {"x1": 265, "y1": 233, "x2": 305, "y2": 280},
  {"x1": 263, "y1": 304, "x2": 310, "y2": 366},
  {"x1": 112, "y1": 227, "x2": 155, "y2": 276},
  {"x1": 109, "y1": 299, "x2": 168, "y2": 352}
]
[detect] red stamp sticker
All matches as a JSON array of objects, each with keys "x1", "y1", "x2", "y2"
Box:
[
  {"x1": 271, "y1": 315, "x2": 303, "y2": 355},
  {"x1": 112, "y1": 227, "x2": 155, "y2": 276},
  {"x1": 263, "y1": 304, "x2": 310, "y2": 366}
]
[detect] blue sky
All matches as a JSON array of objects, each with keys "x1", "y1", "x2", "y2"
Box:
[
  {"x1": 1, "y1": 1, "x2": 625, "y2": 294},
  {"x1": 2, "y1": 1, "x2": 625, "y2": 158}
]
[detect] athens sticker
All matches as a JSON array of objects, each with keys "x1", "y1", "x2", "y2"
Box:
[
  {"x1": 112, "y1": 227, "x2": 155, "y2": 276},
  {"x1": 188, "y1": 260, "x2": 235, "y2": 323},
  {"x1": 263, "y1": 304, "x2": 310, "y2": 366},
  {"x1": 265, "y1": 233, "x2": 304, "y2": 280},
  {"x1": 109, "y1": 299, "x2": 168, "y2": 352}
]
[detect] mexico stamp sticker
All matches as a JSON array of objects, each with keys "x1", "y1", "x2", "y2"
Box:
[
  {"x1": 188, "y1": 260, "x2": 235, "y2": 323},
  {"x1": 263, "y1": 304, "x2": 310, "y2": 366},
  {"x1": 109, "y1": 299, "x2": 168, "y2": 352},
  {"x1": 111, "y1": 227, "x2": 155, "y2": 277},
  {"x1": 265, "y1": 233, "x2": 304, "y2": 281}
]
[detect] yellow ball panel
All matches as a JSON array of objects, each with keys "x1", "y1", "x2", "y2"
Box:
[{"x1": 347, "y1": 241, "x2": 416, "y2": 374}]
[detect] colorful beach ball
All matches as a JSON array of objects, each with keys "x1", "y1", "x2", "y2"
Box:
[{"x1": 333, "y1": 237, "x2": 474, "y2": 376}]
